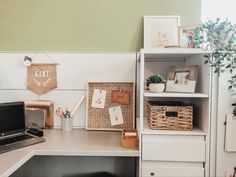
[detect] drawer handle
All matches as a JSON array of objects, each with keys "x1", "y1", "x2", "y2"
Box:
[
  {"x1": 150, "y1": 172, "x2": 155, "y2": 176},
  {"x1": 165, "y1": 111, "x2": 178, "y2": 117}
]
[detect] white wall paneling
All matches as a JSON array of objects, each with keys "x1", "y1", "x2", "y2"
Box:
[
  {"x1": 0, "y1": 53, "x2": 136, "y2": 89},
  {"x1": 225, "y1": 114, "x2": 236, "y2": 152},
  {"x1": 215, "y1": 71, "x2": 236, "y2": 177},
  {"x1": 0, "y1": 52, "x2": 137, "y2": 128}
]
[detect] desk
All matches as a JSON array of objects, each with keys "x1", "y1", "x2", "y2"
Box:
[{"x1": 0, "y1": 129, "x2": 139, "y2": 177}]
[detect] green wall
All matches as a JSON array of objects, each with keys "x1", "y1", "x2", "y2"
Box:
[{"x1": 0, "y1": 0, "x2": 202, "y2": 52}]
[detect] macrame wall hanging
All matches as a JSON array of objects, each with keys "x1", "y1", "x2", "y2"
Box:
[{"x1": 26, "y1": 53, "x2": 58, "y2": 95}]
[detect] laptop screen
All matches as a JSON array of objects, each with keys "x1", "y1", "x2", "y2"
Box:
[{"x1": 0, "y1": 102, "x2": 25, "y2": 137}]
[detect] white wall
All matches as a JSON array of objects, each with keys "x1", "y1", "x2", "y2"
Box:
[{"x1": 0, "y1": 52, "x2": 137, "y2": 128}]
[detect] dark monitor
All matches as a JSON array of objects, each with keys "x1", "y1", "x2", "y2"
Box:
[{"x1": 0, "y1": 102, "x2": 26, "y2": 137}]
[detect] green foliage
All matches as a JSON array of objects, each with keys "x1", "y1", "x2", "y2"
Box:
[
  {"x1": 202, "y1": 18, "x2": 236, "y2": 49},
  {"x1": 193, "y1": 26, "x2": 204, "y2": 48},
  {"x1": 191, "y1": 18, "x2": 236, "y2": 92},
  {"x1": 24, "y1": 56, "x2": 32, "y2": 62},
  {"x1": 146, "y1": 74, "x2": 165, "y2": 84},
  {"x1": 195, "y1": 18, "x2": 236, "y2": 115},
  {"x1": 232, "y1": 102, "x2": 236, "y2": 116},
  {"x1": 197, "y1": 18, "x2": 236, "y2": 92}
]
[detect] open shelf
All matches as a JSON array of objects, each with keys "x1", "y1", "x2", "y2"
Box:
[
  {"x1": 142, "y1": 118, "x2": 206, "y2": 136},
  {"x1": 144, "y1": 91, "x2": 209, "y2": 98}
]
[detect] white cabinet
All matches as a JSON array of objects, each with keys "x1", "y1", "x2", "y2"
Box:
[
  {"x1": 139, "y1": 48, "x2": 212, "y2": 177},
  {"x1": 142, "y1": 135, "x2": 205, "y2": 162},
  {"x1": 142, "y1": 161, "x2": 204, "y2": 177}
]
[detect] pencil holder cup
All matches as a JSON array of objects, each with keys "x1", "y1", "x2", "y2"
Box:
[{"x1": 62, "y1": 118, "x2": 73, "y2": 131}]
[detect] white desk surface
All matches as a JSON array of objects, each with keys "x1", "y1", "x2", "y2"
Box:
[{"x1": 0, "y1": 129, "x2": 139, "y2": 177}]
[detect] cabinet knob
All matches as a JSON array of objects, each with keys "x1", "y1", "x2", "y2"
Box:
[{"x1": 150, "y1": 172, "x2": 155, "y2": 176}]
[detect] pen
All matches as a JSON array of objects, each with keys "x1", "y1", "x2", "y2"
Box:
[{"x1": 56, "y1": 107, "x2": 71, "y2": 119}]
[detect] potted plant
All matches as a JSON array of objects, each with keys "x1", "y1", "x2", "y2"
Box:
[
  {"x1": 146, "y1": 74, "x2": 165, "y2": 93},
  {"x1": 23, "y1": 56, "x2": 32, "y2": 66}
]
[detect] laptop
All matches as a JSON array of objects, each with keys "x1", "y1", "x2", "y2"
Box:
[{"x1": 0, "y1": 102, "x2": 45, "y2": 154}]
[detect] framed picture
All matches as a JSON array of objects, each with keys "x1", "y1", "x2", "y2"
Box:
[
  {"x1": 166, "y1": 65, "x2": 198, "y2": 93},
  {"x1": 144, "y1": 16, "x2": 180, "y2": 48},
  {"x1": 179, "y1": 25, "x2": 203, "y2": 48}
]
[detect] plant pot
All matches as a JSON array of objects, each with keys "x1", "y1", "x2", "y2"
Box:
[{"x1": 149, "y1": 83, "x2": 165, "y2": 93}]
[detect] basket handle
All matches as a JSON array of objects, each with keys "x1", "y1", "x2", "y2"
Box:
[{"x1": 165, "y1": 111, "x2": 178, "y2": 118}]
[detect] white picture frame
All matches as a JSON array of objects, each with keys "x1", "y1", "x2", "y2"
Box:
[{"x1": 144, "y1": 16, "x2": 180, "y2": 49}]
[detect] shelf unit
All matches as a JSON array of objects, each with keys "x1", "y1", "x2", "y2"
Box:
[{"x1": 139, "y1": 48, "x2": 212, "y2": 177}]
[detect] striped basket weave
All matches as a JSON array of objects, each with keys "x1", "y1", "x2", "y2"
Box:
[{"x1": 147, "y1": 101, "x2": 193, "y2": 131}]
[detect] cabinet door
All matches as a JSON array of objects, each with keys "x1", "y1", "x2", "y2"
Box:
[
  {"x1": 142, "y1": 135, "x2": 205, "y2": 162},
  {"x1": 142, "y1": 161, "x2": 204, "y2": 177}
]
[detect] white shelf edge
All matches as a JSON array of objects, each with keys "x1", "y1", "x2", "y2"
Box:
[
  {"x1": 140, "y1": 48, "x2": 212, "y2": 54},
  {"x1": 144, "y1": 91, "x2": 209, "y2": 98},
  {"x1": 142, "y1": 128, "x2": 207, "y2": 136},
  {"x1": 142, "y1": 118, "x2": 207, "y2": 136}
]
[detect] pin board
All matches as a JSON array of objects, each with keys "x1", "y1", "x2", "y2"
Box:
[{"x1": 86, "y1": 82, "x2": 135, "y2": 131}]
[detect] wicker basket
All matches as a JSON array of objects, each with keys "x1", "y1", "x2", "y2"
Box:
[{"x1": 147, "y1": 101, "x2": 193, "y2": 131}]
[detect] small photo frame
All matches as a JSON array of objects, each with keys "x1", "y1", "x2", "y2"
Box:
[
  {"x1": 179, "y1": 25, "x2": 203, "y2": 48},
  {"x1": 144, "y1": 16, "x2": 180, "y2": 48},
  {"x1": 166, "y1": 65, "x2": 198, "y2": 93}
]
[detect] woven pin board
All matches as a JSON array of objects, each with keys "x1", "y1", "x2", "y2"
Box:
[{"x1": 86, "y1": 82, "x2": 135, "y2": 131}]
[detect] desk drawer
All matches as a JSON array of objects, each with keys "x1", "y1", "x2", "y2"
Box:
[
  {"x1": 142, "y1": 135, "x2": 205, "y2": 162},
  {"x1": 142, "y1": 161, "x2": 204, "y2": 177}
]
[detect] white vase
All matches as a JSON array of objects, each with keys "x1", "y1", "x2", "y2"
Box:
[{"x1": 149, "y1": 83, "x2": 165, "y2": 93}]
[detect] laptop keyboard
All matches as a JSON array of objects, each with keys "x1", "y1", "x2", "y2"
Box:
[{"x1": 0, "y1": 134, "x2": 33, "y2": 146}]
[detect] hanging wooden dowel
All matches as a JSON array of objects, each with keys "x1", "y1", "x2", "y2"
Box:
[{"x1": 70, "y1": 96, "x2": 85, "y2": 118}]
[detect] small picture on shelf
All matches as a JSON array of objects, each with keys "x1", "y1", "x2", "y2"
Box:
[
  {"x1": 179, "y1": 25, "x2": 203, "y2": 48},
  {"x1": 166, "y1": 65, "x2": 198, "y2": 93},
  {"x1": 174, "y1": 71, "x2": 190, "y2": 85}
]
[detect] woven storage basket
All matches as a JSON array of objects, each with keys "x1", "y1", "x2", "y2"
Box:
[{"x1": 147, "y1": 101, "x2": 193, "y2": 131}]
